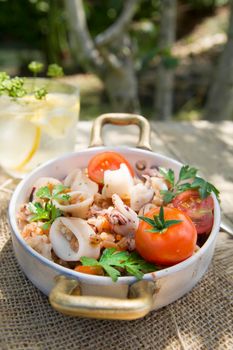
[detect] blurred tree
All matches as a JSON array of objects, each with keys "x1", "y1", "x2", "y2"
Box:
[
  {"x1": 204, "y1": 0, "x2": 233, "y2": 120},
  {"x1": 45, "y1": 0, "x2": 70, "y2": 64},
  {"x1": 0, "y1": 0, "x2": 231, "y2": 117},
  {"x1": 0, "y1": 0, "x2": 70, "y2": 68},
  {"x1": 65, "y1": 0, "x2": 141, "y2": 112},
  {"x1": 154, "y1": 0, "x2": 177, "y2": 120}
]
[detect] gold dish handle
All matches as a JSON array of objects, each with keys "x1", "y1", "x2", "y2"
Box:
[
  {"x1": 49, "y1": 276, "x2": 155, "y2": 320},
  {"x1": 89, "y1": 113, "x2": 152, "y2": 151}
]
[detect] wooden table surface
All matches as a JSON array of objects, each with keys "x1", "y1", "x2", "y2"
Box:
[
  {"x1": 0, "y1": 120, "x2": 232, "y2": 229},
  {"x1": 76, "y1": 120, "x2": 233, "y2": 230}
]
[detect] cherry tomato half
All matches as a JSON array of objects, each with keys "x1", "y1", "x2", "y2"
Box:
[
  {"x1": 172, "y1": 190, "x2": 214, "y2": 234},
  {"x1": 87, "y1": 151, "x2": 134, "y2": 184},
  {"x1": 135, "y1": 207, "x2": 197, "y2": 265}
]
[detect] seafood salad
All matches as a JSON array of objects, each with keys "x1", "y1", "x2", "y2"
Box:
[{"x1": 17, "y1": 151, "x2": 219, "y2": 281}]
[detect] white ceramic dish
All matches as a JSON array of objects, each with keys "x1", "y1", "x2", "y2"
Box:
[{"x1": 8, "y1": 114, "x2": 221, "y2": 320}]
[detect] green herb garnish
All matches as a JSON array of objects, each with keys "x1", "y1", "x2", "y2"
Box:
[
  {"x1": 47, "y1": 64, "x2": 64, "y2": 78},
  {"x1": 159, "y1": 165, "x2": 219, "y2": 203},
  {"x1": 34, "y1": 87, "x2": 47, "y2": 100},
  {"x1": 36, "y1": 184, "x2": 71, "y2": 202},
  {"x1": 80, "y1": 248, "x2": 156, "y2": 282},
  {"x1": 139, "y1": 206, "x2": 182, "y2": 234},
  {"x1": 0, "y1": 72, "x2": 10, "y2": 83},
  {"x1": 0, "y1": 61, "x2": 64, "y2": 101},
  {"x1": 28, "y1": 61, "x2": 44, "y2": 76},
  {"x1": 0, "y1": 75, "x2": 26, "y2": 98},
  {"x1": 28, "y1": 184, "x2": 70, "y2": 229},
  {"x1": 28, "y1": 201, "x2": 62, "y2": 230},
  {"x1": 190, "y1": 177, "x2": 220, "y2": 200}
]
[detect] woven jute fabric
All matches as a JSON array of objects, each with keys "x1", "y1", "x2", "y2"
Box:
[{"x1": 0, "y1": 185, "x2": 233, "y2": 350}]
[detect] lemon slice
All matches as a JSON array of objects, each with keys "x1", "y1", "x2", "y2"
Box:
[
  {"x1": 0, "y1": 118, "x2": 41, "y2": 171},
  {"x1": 31, "y1": 93, "x2": 79, "y2": 138}
]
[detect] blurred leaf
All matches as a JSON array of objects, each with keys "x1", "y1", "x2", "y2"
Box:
[
  {"x1": 47, "y1": 63, "x2": 64, "y2": 78},
  {"x1": 162, "y1": 55, "x2": 179, "y2": 69}
]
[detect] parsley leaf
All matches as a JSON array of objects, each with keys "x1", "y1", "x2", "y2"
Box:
[
  {"x1": 80, "y1": 248, "x2": 157, "y2": 282},
  {"x1": 160, "y1": 190, "x2": 175, "y2": 203},
  {"x1": 50, "y1": 202, "x2": 62, "y2": 220},
  {"x1": 28, "y1": 201, "x2": 62, "y2": 230},
  {"x1": 79, "y1": 257, "x2": 100, "y2": 266},
  {"x1": 36, "y1": 184, "x2": 70, "y2": 202},
  {"x1": 36, "y1": 186, "x2": 51, "y2": 199},
  {"x1": 190, "y1": 177, "x2": 220, "y2": 200},
  {"x1": 176, "y1": 183, "x2": 192, "y2": 193},
  {"x1": 29, "y1": 185, "x2": 70, "y2": 230},
  {"x1": 101, "y1": 264, "x2": 121, "y2": 282},
  {"x1": 100, "y1": 248, "x2": 128, "y2": 267},
  {"x1": 28, "y1": 202, "x2": 50, "y2": 221},
  {"x1": 124, "y1": 252, "x2": 156, "y2": 280},
  {"x1": 159, "y1": 167, "x2": 175, "y2": 187},
  {"x1": 52, "y1": 184, "x2": 71, "y2": 201},
  {"x1": 159, "y1": 165, "x2": 220, "y2": 203},
  {"x1": 80, "y1": 249, "x2": 126, "y2": 282},
  {"x1": 178, "y1": 165, "x2": 197, "y2": 182}
]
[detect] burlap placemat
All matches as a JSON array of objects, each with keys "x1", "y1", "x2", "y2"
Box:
[{"x1": 1, "y1": 181, "x2": 233, "y2": 350}]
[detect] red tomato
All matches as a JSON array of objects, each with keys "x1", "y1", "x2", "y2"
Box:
[
  {"x1": 135, "y1": 207, "x2": 197, "y2": 265},
  {"x1": 172, "y1": 190, "x2": 214, "y2": 234},
  {"x1": 87, "y1": 151, "x2": 134, "y2": 184}
]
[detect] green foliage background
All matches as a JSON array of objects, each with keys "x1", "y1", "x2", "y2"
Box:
[{"x1": 0, "y1": 0, "x2": 229, "y2": 69}]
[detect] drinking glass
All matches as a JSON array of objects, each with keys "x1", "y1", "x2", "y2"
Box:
[{"x1": 0, "y1": 78, "x2": 80, "y2": 178}]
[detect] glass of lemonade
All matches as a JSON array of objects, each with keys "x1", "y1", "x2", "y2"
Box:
[{"x1": 0, "y1": 78, "x2": 79, "y2": 178}]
